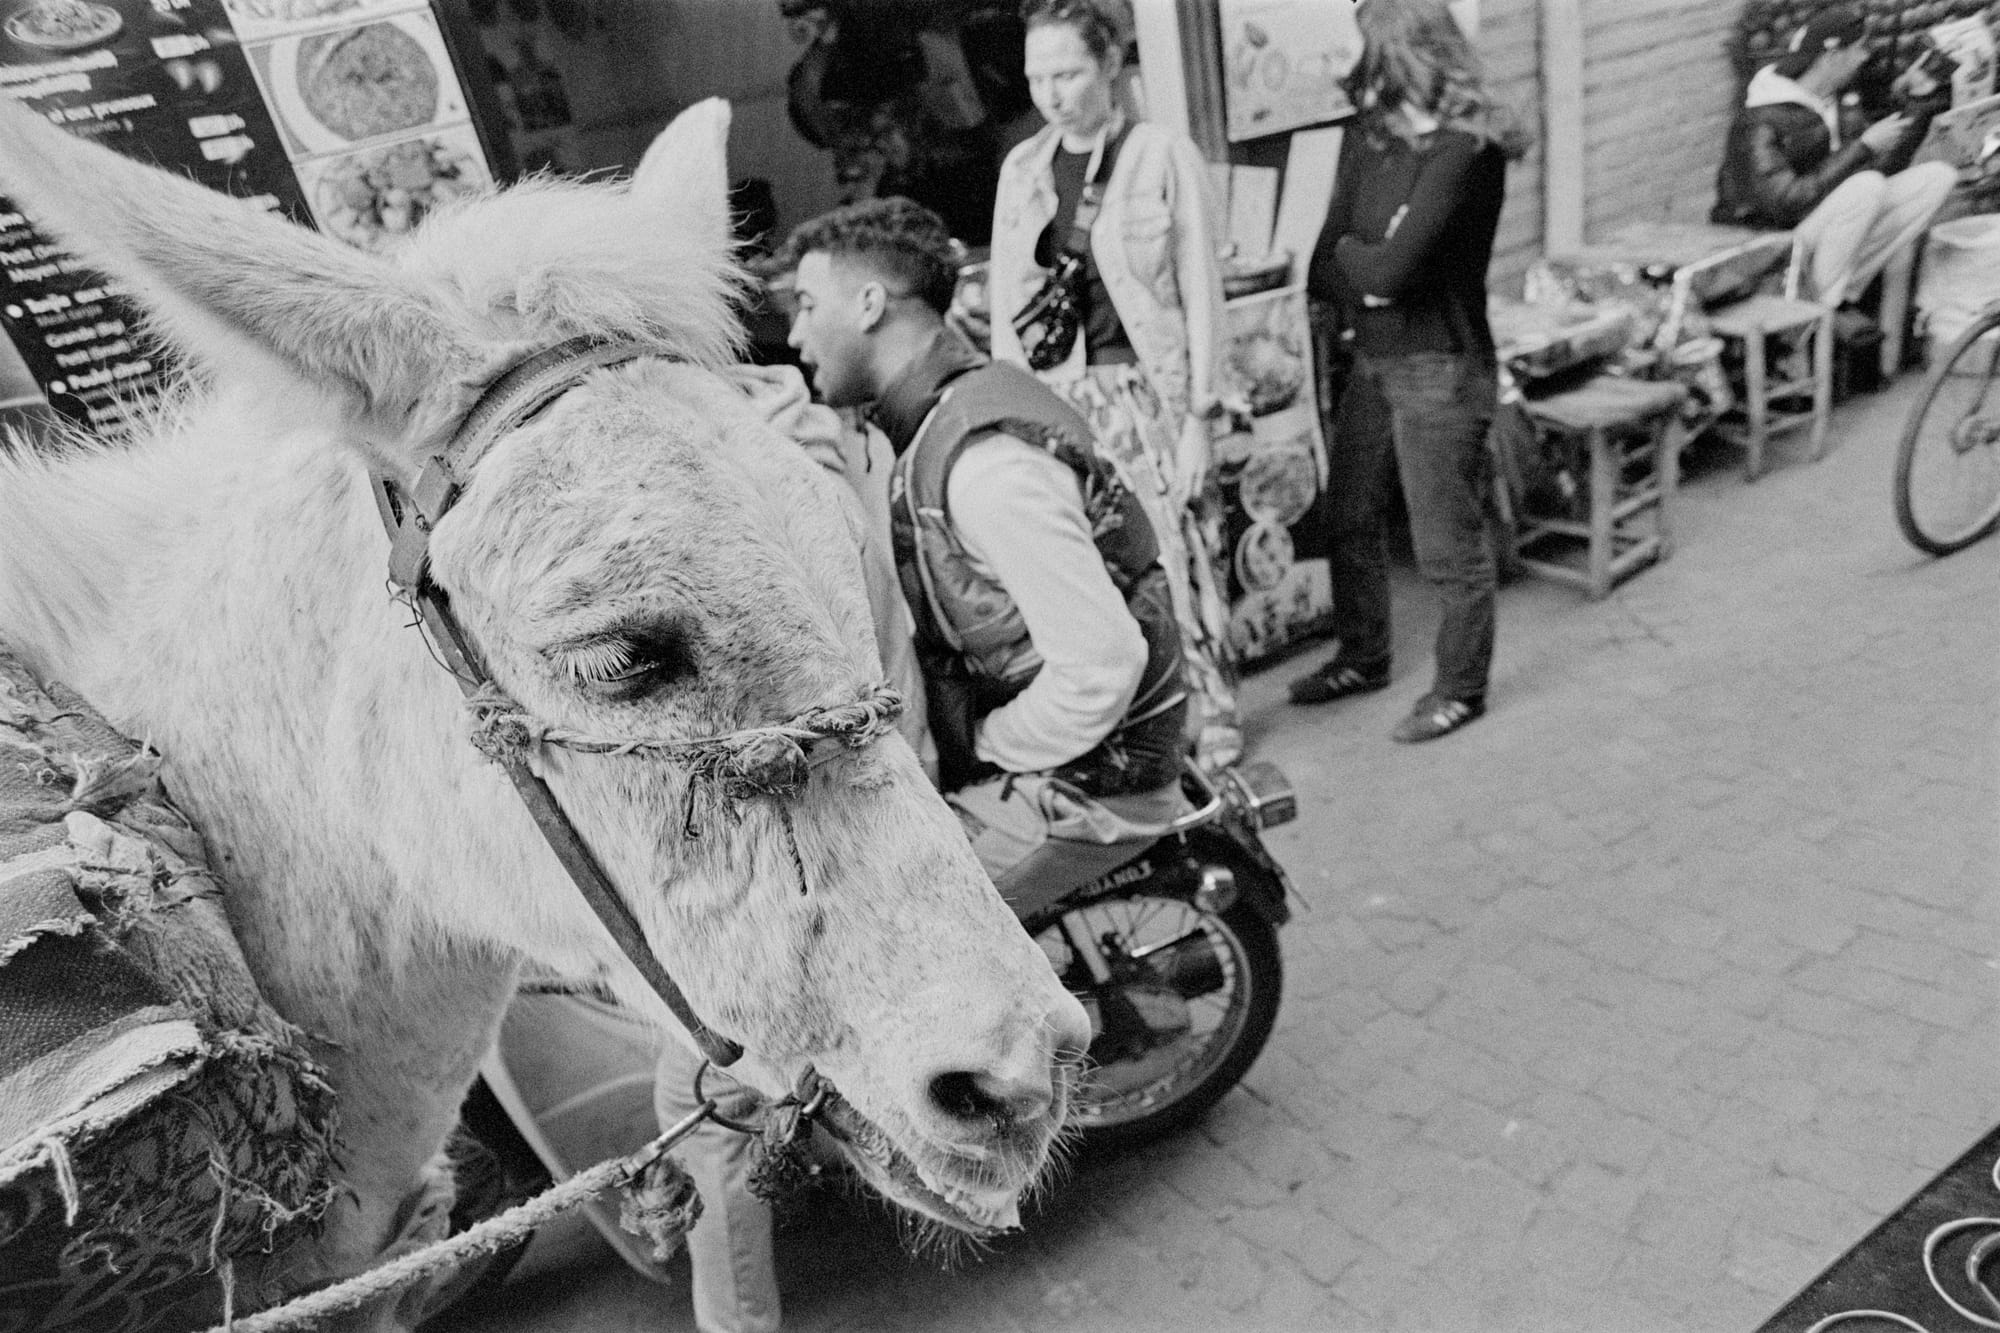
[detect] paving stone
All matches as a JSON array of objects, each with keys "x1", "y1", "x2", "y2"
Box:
[
  {"x1": 1732, "y1": 1170, "x2": 1881, "y2": 1252},
  {"x1": 1727, "y1": 1226, "x2": 1833, "y2": 1298},
  {"x1": 1517, "y1": 1206, "x2": 1627, "y2": 1290}
]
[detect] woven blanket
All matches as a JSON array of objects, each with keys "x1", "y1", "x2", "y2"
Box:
[{"x1": 0, "y1": 650, "x2": 338, "y2": 1333}]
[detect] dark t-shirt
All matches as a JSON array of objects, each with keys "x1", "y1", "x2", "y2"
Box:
[
  {"x1": 1040, "y1": 137, "x2": 1134, "y2": 361},
  {"x1": 1307, "y1": 123, "x2": 1507, "y2": 359}
]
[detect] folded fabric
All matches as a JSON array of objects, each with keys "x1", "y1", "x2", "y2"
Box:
[{"x1": 0, "y1": 649, "x2": 338, "y2": 1333}]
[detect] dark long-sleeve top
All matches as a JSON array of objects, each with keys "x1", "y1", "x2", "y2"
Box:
[{"x1": 1307, "y1": 122, "x2": 1507, "y2": 359}]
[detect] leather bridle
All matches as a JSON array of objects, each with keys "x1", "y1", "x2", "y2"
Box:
[{"x1": 368, "y1": 336, "x2": 747, "y2": 1063}]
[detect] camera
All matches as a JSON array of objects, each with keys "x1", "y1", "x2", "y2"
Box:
[{"x1": 1011, "y1": 251, "x2": 1085, "y2": 372}]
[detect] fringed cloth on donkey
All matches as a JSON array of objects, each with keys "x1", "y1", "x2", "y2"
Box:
[{"x1": 0, "y1": 649, "x2": 339, "y2": 1332}]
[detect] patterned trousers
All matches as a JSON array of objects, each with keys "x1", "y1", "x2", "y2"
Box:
[{"x1": 1051, "y1": 365, "x2": 1240, "y2": 752}]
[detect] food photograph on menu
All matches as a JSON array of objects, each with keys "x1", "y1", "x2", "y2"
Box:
[
  {"x1": 6, "y1": 0, "x2": 126, "y2": 53},
  {"x1": 237, "y1": 2, "x2": 492, "y2": 250},
  {"x1": 292, "y1": 120, "x2": 487, "y2": 249},
  {"x1": 220, "y1": 0, "x2": 425, "y2": 45},
  {"x1": 246, "y1": 6, "x2": 462, "y2": 154}
]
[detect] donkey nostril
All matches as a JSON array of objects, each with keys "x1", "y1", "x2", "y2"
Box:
[{"x1": 929, "y1": 1068, "x2": 1053, "y2": 1127}]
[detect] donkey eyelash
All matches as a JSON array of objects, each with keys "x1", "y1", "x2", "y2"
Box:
[
  {"x1": 555, "y1": 638, "x2": 644, "y2": 684},
  {"x1": 549, "y1": 624, "x2": 698, "y2": 696}
]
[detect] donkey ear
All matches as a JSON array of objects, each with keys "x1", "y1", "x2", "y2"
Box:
[
  {"x1": 632, "y1": 97, "x2": 733, "y2": 256},
  {"x1": 0, "y1": 100, "x2": 459, "y2": 413}
]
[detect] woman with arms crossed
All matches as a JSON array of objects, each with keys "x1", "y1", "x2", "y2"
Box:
[{"x1": 1288, "y1": 0, "x2": 1528, "y2": 742}]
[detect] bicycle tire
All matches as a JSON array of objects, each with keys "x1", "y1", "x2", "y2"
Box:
[{"x1": 1895, "y1": 312, "x2": 2000, "y2": 556}]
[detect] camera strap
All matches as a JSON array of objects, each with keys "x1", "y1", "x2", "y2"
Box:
[{"x1": 1060, "y1": 118, "x2": 1130, "y2": 260}]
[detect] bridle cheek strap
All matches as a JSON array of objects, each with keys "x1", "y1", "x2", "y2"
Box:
[{"x1": 370, "y1": 336, "x2": 745, "y2": 1067}]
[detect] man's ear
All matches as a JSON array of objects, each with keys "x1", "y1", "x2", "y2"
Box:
[{"x1": 856, "y1": 279, "x2": 889, "y2": 332}]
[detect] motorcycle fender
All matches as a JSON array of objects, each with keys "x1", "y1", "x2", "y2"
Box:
[
  {"x1": 1184, "y1": 826, "x2": 1293, "y2": 927},
  {"x1": 1064, "y1": 853, "x2": 1198, "y2": 908},
  {"x1": 1053, "y1": 835, "x2": 1292, "y2": 928}
]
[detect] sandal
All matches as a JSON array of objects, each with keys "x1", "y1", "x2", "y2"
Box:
[
  {"x1": 1287, "y1": 658, "x2": 1390, "y2": 706},
  {"x1": 1391, "y1": 694, "x2": 1485, "y2": 743}
]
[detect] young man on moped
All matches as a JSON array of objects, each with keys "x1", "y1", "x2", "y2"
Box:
[{"x1": 778, "y1": 196, "x2": 1189, "y2": 911}]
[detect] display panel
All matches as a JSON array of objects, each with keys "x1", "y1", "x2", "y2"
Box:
[{"x1": 1214, "y1": 284, "x2": 1333, "y2": 664}]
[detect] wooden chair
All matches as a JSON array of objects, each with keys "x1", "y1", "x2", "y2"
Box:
[
  {"x1": 1670, "y1": 233, "x2": 1834, "y2": 480},
  {"x1": 1510, "y1": 374, "x2": 1689, "y2": 599}
]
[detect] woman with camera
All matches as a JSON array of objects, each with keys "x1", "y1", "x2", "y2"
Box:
[
  {"x1": 988, "y1": 0, "x2": 1241, "y2": 769},
  {"x1": 1286, "y1": 0, "x2": 1528, "y2": 743}
]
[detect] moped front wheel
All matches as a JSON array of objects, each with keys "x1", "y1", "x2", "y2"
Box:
[{"x1": 1031, "y1": 893, "x2": 1282, "y2": 1150}]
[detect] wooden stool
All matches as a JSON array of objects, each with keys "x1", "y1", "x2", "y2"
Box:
[
  {"x1": 1706, "y1": 291, "x2": 1835, "y2": 480},
  {"x1": 1512, "y1": 375, "x2": 1689, "y2": 599}
]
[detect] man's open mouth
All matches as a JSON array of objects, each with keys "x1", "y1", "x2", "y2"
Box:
[{"x1": 815, "y1": 1087, "x2": 1026, "y2": 1236}]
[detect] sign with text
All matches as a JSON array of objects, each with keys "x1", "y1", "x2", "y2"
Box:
[{"x1": 0, "y1": 0, "x2": 488, "y2": 438}]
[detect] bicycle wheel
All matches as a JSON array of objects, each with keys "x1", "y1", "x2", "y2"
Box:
[{"x1": 1895, "y1": 316, "x2": 2000, "y2": 556}]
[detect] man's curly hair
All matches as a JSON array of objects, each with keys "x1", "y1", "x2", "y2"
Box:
[{"x1": 776, "y1": 196, "x2": 961, "y2": 315}]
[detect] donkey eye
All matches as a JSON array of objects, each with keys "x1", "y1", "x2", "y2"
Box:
[{"x1": 551, "y1": 628, "x2": 693, "y2": 700}]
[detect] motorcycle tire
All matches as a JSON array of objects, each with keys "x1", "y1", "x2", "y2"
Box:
[{"x1": 1031, "y1": 892, "x2": 1283, "y2": 1152}]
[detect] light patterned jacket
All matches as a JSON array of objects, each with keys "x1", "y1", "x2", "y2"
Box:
[{"x1": 989, "y1": 118, "x2": 1230, "y2": 490}]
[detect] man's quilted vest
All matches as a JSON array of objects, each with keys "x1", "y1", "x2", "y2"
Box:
[{"x1": 880, "y1": 335, "x2": 1185, "y2": 796}]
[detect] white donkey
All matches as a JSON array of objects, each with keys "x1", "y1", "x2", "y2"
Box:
[{"x1": 0, "y1": 98, "x2": 1088, "y2": 1325}]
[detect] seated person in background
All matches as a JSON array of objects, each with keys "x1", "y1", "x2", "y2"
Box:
[
  {"x1": 778, "y1": 196, "x2": 1189, "y2": 913},
  {"x1": 1713, "y1": 3, "x2": 1957, "y2": 308}
]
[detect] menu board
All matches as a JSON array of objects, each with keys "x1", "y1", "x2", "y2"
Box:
[{"x1": 0, "y1": 0, "x2": 491, "y2": 436}]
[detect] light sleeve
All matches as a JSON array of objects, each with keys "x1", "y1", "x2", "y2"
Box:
[{"x1": 946, "y1": 435, "x2": 1148, "y2": 772}]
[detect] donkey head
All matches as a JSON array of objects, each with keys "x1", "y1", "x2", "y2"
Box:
[{"x1": 0, "y1": 99, "x2": 1089, "y2": 1235}]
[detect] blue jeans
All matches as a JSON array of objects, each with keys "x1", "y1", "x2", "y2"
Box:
[{"x1": 1325, "y1": 351, "x2": 1497, "y2": 703}]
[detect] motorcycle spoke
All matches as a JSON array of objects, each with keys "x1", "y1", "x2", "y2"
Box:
[
  {"x1": 1058, "y1": 915, "x2": 1115, "y2": 985},
  {"x1": 1128, "y1": 923, "x2": 1207, "y2": 962}
]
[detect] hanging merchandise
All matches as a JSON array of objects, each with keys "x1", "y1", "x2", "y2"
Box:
[{"x1": 780, "y1": 0, "x2": 1033, "y2": 245}]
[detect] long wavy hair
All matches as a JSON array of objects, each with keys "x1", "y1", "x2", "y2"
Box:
[{"x1": 1348, "y1": 0, "x2": 1531, "y2": 160}]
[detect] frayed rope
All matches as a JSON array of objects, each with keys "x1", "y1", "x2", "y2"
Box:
[
  {"x1": 195, "y1": 1103, "x2": 715, "y2": 1333},
  {"x1": 464, "y1": 683, "x2": 905, "y2": 803}
]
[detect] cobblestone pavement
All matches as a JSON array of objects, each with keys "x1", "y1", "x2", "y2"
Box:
[{"x1": 435, "y1": 371, "x2": 2000, "y2": 1333}]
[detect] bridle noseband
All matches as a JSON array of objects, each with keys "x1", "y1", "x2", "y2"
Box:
[{"x1": 370, "y1": 336, "x2": 901, "y2": 1069}]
